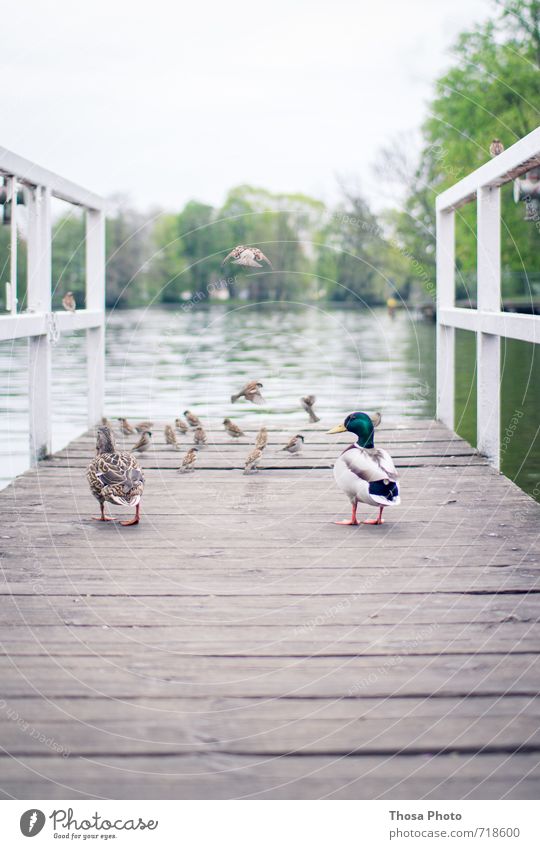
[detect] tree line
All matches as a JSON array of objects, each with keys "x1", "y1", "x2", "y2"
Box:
[{"x1": 1, "y1": 0, "x2": 538, "y2": 312}]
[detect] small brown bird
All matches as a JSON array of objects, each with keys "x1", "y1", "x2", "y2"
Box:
[
  {"x1": 184, "y1": 410, "x2": 202, "y2": 428},
  {"x1": 101, "y1": 416, "x2": 112, "y2": 428},
  {"x1": 301, "y1": 395, "x2": 320, "y2": 423},
  {"x1": 179, "y1": 446, "x2": 198, "y2": 473},
  {"x1": 132, "y1": 430, "x2": 152, "y2": 453},
  {"x1": 193, "y1": 426, "x2": 207, "y2": 446},
  {"x1": 62, "y1": 291, "x2": 76, "y2": 312},
  {"x1": 282, "y1": 434, "x2": 305, "y2": 454},
  {"x1": 244, "y1": 446, "x2": 264, "y2": 474},
  {"x1": 135, "y1": 420, "x2": 154, "y2": 433},
  {"x1": 164, "y1": 424, "x2": 180, "y2": 449},
  {"x1": 255, "y1": 427, "x2": 268, "y2": 451},
  {"x1": 223, "y1": 417, "x2": 245, "y2": 438},
  {"x1": 118, "y1": 417, "x2": 136, "y2": 435},
  {"x1": 490, "y1": 139, "x2": 504, "y2": 157},
  {"x1": 222, "y1": 245, "x2": 272, "y2": 268},
  {"x1": 175, "y1": 417, "x2": 189, "y2": 434},
  {"x1": 231, "y1": 380, "x2": 265, "y2": 404}
]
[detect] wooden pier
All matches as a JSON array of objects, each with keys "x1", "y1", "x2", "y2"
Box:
[{"x1": 1, "y1": 419, "x2": 539, "y2": 799}]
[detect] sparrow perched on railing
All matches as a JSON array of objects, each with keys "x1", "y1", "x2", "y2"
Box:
[
  {"x1": 282, "y1": 434, "x2": 305, "y2": 454},
  {"x1": 179, "y1": 446, "x2": 198, "y2": 473},
  {"x1": 184, "y1": 410, "x2": 202, "y2": 428},
  {"x1": 231, "y1": 380, "x2": 265, "y2": 404},
  {"x1": 489, "y1": 139, "x2": 504, "y2": 157},
  {"x1": 244, "y1": 446, "x2": 264, "y2": 474},
  {"x1": 164, "y1": 424, "x2": 180, "y2": 449},
  {"x1": 193, "y1": 426, "x2": 207, "y2": 446},
  {"x1": 118, "y1": 417, "x2": 136, "y2": 435},
  {"x1": 300, "y1": 395, "x2": 320, "y2": 422},
  {"x1": 132, "y1": 430, "x2": 152, "y2": 453},
  {"x1": 62, "y1": 291, "x2": 76, "y2": 312},
  {"x1": 255, "y1": 427, "x2": 268, "y2": 451},
  {"x1": 223, "y1": 417, "x2": 245, "y2": 438},
  {"x1": 222, "y1": 245, "x2": 272, "y2": 268},
  {"x1": 175, "y1": 417, "x2": 189, "y2": 434}
]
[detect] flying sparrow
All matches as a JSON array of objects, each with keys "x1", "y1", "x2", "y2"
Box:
[
  {"x1": 184, "y1": 410, "x2": 202, "y2": 428},
  {"x1": 132, "y1": 430, "x2": 152, "y2": 453},
  {"x1": 175, "y1": 417, "x2": 189, "y2": 434},
  {"x1": 490, "y1": 139, "x2": 505, "y2": 157},
  {"x1": 223, "y1": 417, "x2": 245, "y2": 438},
  {"x1": 118, "y1": 417, "x2": 136, "y2": 435},
  {"x1": 244, "y1": 446, "x2": 264, "y2": 474},
  {"x1": 282, "y1": 434, "x2": 305, "y2": 454},
  {"x1": 193, "y1": 426, "x2": 207, "y2": 445},
  {"x1": 231, "y1": 380, "x2": 265, "y2": 404},
  {"x1": 222, "y1": 245, "x2": 272, "y2": 268},
  {"x1": 300, "y1": 395, "x2": 320, "y2": 422},
  {"x1": 255, "y1": 427, "x2": 268, "y2": 451},
  {"x1": 164, "y1": 424, "x2": 180, "y2": 449},
  {"x1": 62, "y1": 291, "x2": 76, "y2": 312},
  {"x1": 179, "y1": 446, "x2": 198, "y2": 473}
]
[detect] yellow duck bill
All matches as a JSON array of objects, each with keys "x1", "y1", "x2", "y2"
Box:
[{"x1": 327, "y1": 424, "x2": 347, "y2": 433}]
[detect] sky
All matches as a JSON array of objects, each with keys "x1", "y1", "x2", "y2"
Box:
[{"x1": 2, "y1": 0, "x2": 492, "y2": 212}]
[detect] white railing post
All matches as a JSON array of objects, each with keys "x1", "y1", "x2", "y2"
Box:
[
  {"x1": 27, "y1": 186, "x2": 52, "y2": 462},
  {"x1": 8, "y1": 176, "x2": 18, "y2": 314},
  {"x1": 436, "y1": 208, "x2": 455, "y2": 429},
  {"x1": 476, "y1": 186, "x2": 501, "y2": 468},
  {"x1": 85, "y1": 209, "x2": 105, "y2": 427}
]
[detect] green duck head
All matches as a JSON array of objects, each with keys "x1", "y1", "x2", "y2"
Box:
[{"x1": 327, "y1": 411, "x2": 382, "y2": 449}]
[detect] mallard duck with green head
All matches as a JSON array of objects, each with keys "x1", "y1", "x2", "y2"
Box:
[{"x1": 327, "y1": 411, "x2": 400, "y2": 525}]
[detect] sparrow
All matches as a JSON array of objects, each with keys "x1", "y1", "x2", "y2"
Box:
[
  {"x1": 301, "y1": 395, "x2": 320, "y2": 423},
  {"x1": 179, "y1": 446, "x2": 198, "y2": 473},
  {"x1": 175, "y1": 417, "x2": 189, "y2": 434},
  {"x1": 490, "y1": 139, "x2": 504, "y2": 157},
  {"x1": 282, "y1": 434, "x2": 305, "y2": 454},
  {"x1": 255, "y1": 427, "x2": 268, "y2": 451},
  {"x1": 118, "y1": 417, "x2": 136, "y2": 435},
  {"x1": 222, "y1": 245, "x2": 272, "y2": 268},
  {"x1": 193, "y1": 426, "x2": 207, "y2": 446},
  {"x1": 231, "y1": 380, "x2": 265, "y2": 404},
  {"x1": 62, "y1": 291, "x2": 76, "y2": 312},
  {"x1": 223, "y1": 417, "x2": 245, "y2": 438},
  {"x1": 164, "y1": 424, "x2": 180, "y2": 449},
  {"x1": 135, "y1": 420, "x2": 154, "y2": 433},
  {"x1": 184, "y1": 410, "x2": 202, "y2": 428},
  {"x1": 132, "y1": 430, "x2": 152, "y2": 453},
  {"x1": 244, "y1": 446, "x2": 264, "y2": 474}
]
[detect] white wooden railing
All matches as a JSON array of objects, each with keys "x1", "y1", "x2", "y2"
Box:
[
  {"x1": 436, "y1": 127, "x2": 540, "y2": 470},
  {"x1": 0, "y1": 146, "x2": 105, "y2": 463}
]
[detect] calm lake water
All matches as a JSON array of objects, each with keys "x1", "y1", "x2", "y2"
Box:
[{"x1": 0, "y1": 304, "x2": 538, "y2": 499}]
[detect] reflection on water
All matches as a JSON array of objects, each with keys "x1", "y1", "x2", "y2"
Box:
[{"x1": 1, "y1": 304, "x2": 538, "y2": 500}]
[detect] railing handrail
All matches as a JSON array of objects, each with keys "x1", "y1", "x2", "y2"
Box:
[
  {"x1": 436, "y1": 127, "x2": 540, "y2": 470},
  {"x1": 0, "y1": 145, "x2": 105, "y2": 211},
  {"x1": 0, "y1": 146, "x2": 105, "y2": 464}
]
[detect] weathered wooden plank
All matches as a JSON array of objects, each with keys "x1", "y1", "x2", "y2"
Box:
[
  {"x1": 1, "y1": 654, "x2": 539, "y2": 699},
  {"x1": 0, "y1": 753, "x2": 537, "y2": 799},
  {"x1": 0, "y1": 621, "x2": 539, "y2": 656}
]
